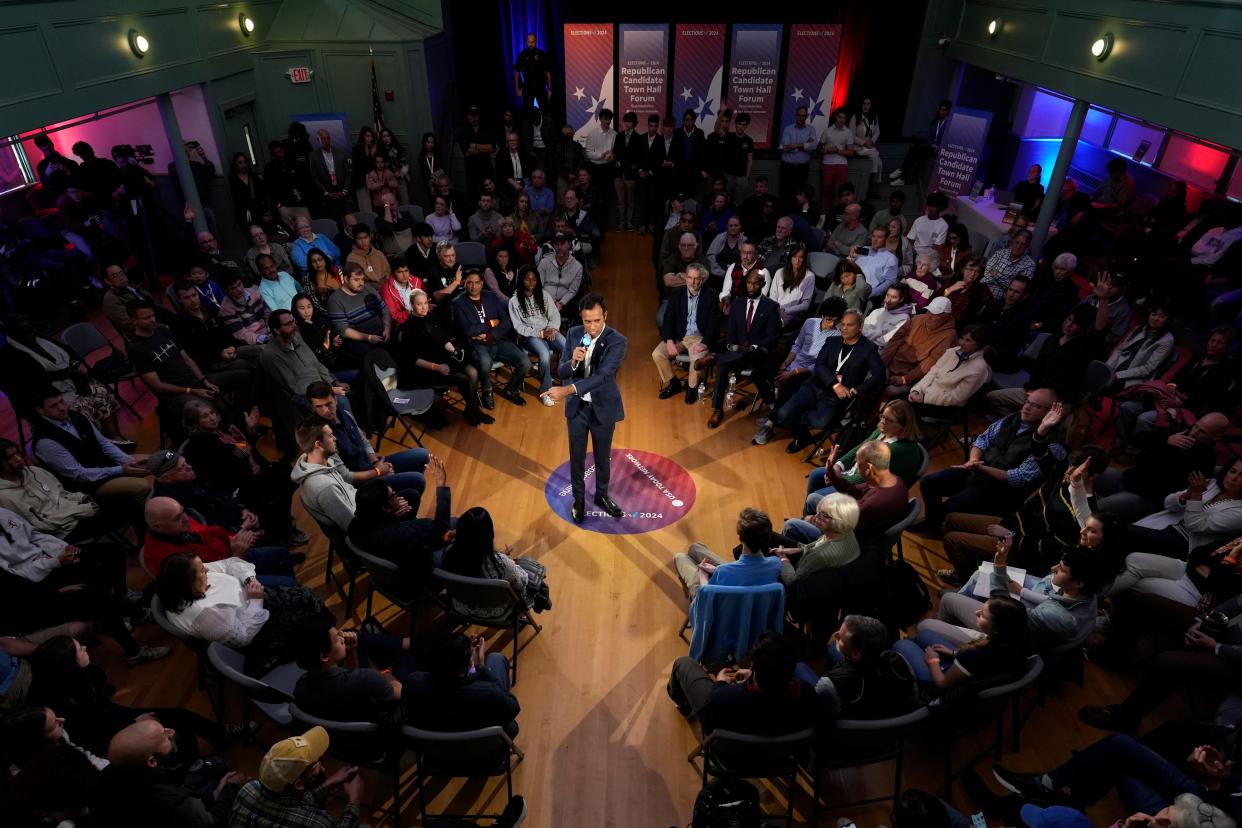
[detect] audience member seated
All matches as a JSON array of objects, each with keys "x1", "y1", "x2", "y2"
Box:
[
  {"x1": 1104, "y1": 298, "x2": 1176, "y2": 401},
  {"x1": 261, "y1": 307, "x2": 352, "y2": 412},
  {"x1": 706, "y1": 269, "x2": 781, "y2": 429},
  {"x1": 255, "y1": 253, "x2": 302, "y2": 313},
  {"x1": 245, "y1": 224, "x2": 294, "y2": 280},
  {"x1": 854, "y1": 225, "x2": 901, "y2": 300},
  {"x1": 378, "y1": 262, "x2": 425, "y2": 327},
  {"x1": 509, "y1": 267, "x2": 566, "y2": 403},
  {"x1": 825, "y1": 260, "x2": 871, "y2": 313},
  {"x1": 981, "y1": 230, "x2": 1036, "y2": 302},
  {"x1": 1028, "y1": 253, "x2": 1087, "y2": 333},
  {"x1": 699, "y1": 194, "x2": 733, "y2": 244},
  {"x1": 804, "y1": 399, "x2": 923, "y2": 509},
  {"x1": 1126, "y1": 462, "x2": 1242, "y2": 560},
  {"x1": 661, "y1": 232, "x2": 711, "y2": 295},
  {"x1": 396, "y1": 289, "x2": 494, "y2": 426},
  {"x1": 1, "y1": 705, "x2": 107, "y2": 775},
  {"x1": 763, "y1": 243, "x2": 816, "y2": 331},
  {"x1": 426, "y1": 194, "x2": 462, "y2": 243},
  {"x1": 28, "y1": 635, "x2": 222, "y2": 757},
  {"x1": 290, "y1": 416, "x2": 363, "y2": 533},
  {"x1": 936, "y1": 258, "x2": 992, "y2": 332},
  {"x1": 763, "y1": 309, "x2": 885, "y2": 453},
  {"x1": 490, "y1": 215, "x2": 538, "y2": 269},
  {"x1": 765, "y1": 297, "x2": 845, "y2": 413},
  {"x1": 142, "y1": 497, "x2": 298, "y2": 588},
  {"x1": 1081, "y1": 586, "x2": 1242, "y2": 731},
  {"x1": 827, "y1": 204, "x2": 868, "y2": 257},
  {"x1": 31, "y1": 388, "x2": 150, "y2": 528},
  {"x1": 706, "y1": 215, "x2": 746, "y2": 286},
  {"x1": 976, "y1": 277, "x2": 1034, "y2": 374},
  {"x1": 402, "y1": 630, "x2": 519, "y2": 738},
  {"x1": 667, "y1": 632, "x2": 818, "y2": 736},
  {"x1": 893, "y1": 595, "x2": 1028, "y2": 691},
  {"x1": 485, "y1": 247, "x2": 520, "y2": 298},
  {"x1": 757, "y1": 216, "x2": 800, "y2": 276},
  {"x1": 655, "y1": 264, "x2": 720, "y2": 404},
  {"x1": 909, "y1": 324, "x2": 991, "y2": 410},
  {"x1": 870, "y1": 190, "x2": 907, "y2": 235},
  {"x1": 290, "y1": 215, "x2": 340, "y2": 271},
  {"x1": 218, "y1": 272, "x2": 274, "y2": 347},
  {"x1": 787, "y1": 441, "x2": 909, "y2": 544},
  {"x1": 325, "y1": 264, "x2": 391, "y2": 368},
  {"x1": 170, "y1": 280, "x2": 260, "y2": 379},
  {"x1": 881, "y1": 296, "x2": 958, "y2": 399},
  {"x1": 672, "y1": 507, "x2": 782, "y2": 600},
  {"x1": 986, "y1": 306, "x2": 1103, "y2": 415},
  {"x1": 938, "y1": 536, "x2": 1103, "y2": 651},
  {"x1": 990, "y1": 744, "x2": 1238, "y2": 826},
  {"x1": 2, "y1": 314, "x2": 130, "y2": 449},
  {"x1": 291, "y1": 620, "x2": 413, "y2": 723},
  {"x1": 863, "y1": 283, "x2": 914, "y2": 346},
  {"x1": 939, "y1": 224, "x2": 974, "y2": 279},
  {"x1": 537, "y1": 232, "x2": 584, "y2": 316},
  {"x1": 916, "y1": 388, "x2": 1065, "y2": 533},
  {"x1": 0, "y1": 509, "x2": 165, "y2": 667},
  {"x1": 1114, "y1": 326, "x2": 1238, "y2": 455},
  {"x1": 147, "y1": 447, "x2": 262, "y2": 536},
  {"x1": 0, "y1": 438, "x2": 120, "y2": 541},
  {"x1": 720, "y1": 238, "x2": 769, "y2": 313},
  {"x1": 129, "y1": 302, "x2": 252, "y2": 419},
  {"x1": 1080, "y1": 272, "x2": 1133, "y2": 349},
  {"x1": 440, "y1": 506, "x2": 552, "y2": 618},
  {"x1": 901, "y1": 252, "x2": 940, "y2": 310},
  {"x1": 230, "y1": 727, "x2": 364, "y2": 826},
  {"x1": 100, "y1": 263, "x2": 162, "y2": 337},
  {"x1": 774, "y1": 493, "x2": 862, "y2": 587},
  {"x1": 180, "y1": 399, "x2": 299, "y2": 545},
  {"x1": 1096, "y1": 412, "x2": 1230, "y2": 523},
  {"x1": 95, "y1": 717, "x2": 247, "y2": 827},
  {"x1": 344, "y1": 224, "x2": 390, "y2": 288},
  {"x1": 348, "y1": 461, "x2": 453, "y2": 586},
  {"x1": 453, "y1": 269, "x2": 531, "y2": 408},
  {"x1": 794, "y1": 614, "x2": 917, "y2": 720},
  {"x1": 299, "y1": 249, "x2": 342, "y2": 313},
  {"x1": 306, "y1": 381, "x2": 428, "y2": 495}
]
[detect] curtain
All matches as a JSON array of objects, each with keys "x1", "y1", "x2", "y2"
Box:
[{"x1": 832, "y1": 2, "x2": 872, "y2": 111}]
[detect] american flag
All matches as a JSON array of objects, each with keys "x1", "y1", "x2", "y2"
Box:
[{"x1": 370, "y1": 51, "x2": 385, "y2": 133}]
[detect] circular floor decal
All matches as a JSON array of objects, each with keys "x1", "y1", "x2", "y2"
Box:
[{"x1": 544, "y1": 448, "x2": 697, "y2": 534}]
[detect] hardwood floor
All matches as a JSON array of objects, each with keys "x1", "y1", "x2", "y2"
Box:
[{"x1": 80, "y1": 232, "x2": 1178, "y2": 827}]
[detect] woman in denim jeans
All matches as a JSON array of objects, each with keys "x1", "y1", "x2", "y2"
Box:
[{"x1": 508, "y1": 266, "x2": 566, "y2": 406}]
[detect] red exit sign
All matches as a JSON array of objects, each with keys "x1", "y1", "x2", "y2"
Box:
[{"x1": 288, "y1": 66, "x2": 312, "y2": 84}]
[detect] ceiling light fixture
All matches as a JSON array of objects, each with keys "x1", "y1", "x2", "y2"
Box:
[
  {"x1": 1091, "y1": 32, "x2": 1114, "y2": 61},
  {"x1": 128, "y1": 28, "x2": 149, "y2": 58},
  {"x1": 239, "y1": 14, "x2": 255, "y2": 35}
]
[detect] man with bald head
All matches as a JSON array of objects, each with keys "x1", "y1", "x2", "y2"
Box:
[
  {"x1": 1095, "y1": 412, "x2": 1232, "y2": 523},
  {"x1": 827, "y1": 203, "x2": 868, "y2": 257},
  {"x1": 195, "y1": 229, "x2": 245, "y2": 286},
  {"x1": 97, "y1": 718, "x2": 247, "y2": 827},
  {"x1": 142, "y1": 495, "x2": 299, "y2": 585}
]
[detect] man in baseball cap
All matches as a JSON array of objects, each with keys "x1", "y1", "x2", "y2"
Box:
[{"x1": 230, "y1": 726, "x2": 364, "y2": 825}]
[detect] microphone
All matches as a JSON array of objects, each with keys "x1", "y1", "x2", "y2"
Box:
[{"x1": 571, "y1": 333, "x2": 592, "y2": 370}]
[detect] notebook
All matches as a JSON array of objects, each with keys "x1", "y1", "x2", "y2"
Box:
[{"x1": 973, "y1": 561, "x2": 1026, "y2": 598}]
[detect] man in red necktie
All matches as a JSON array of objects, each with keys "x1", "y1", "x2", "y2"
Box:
[{"x1": 707, "y1": 270, "x2": 781, "y2": 429}]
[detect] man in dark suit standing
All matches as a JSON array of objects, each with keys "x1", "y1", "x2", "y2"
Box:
[
  {"x1": 670, "y1": 109, "x2": 707, "y2": 201},
  {"x1": 542, "y1": 293, "x2": 628, "y2": 524},
  {"x1": 655, "y1": 263, "x2": 721, "y2": 404},
  {"x1": 309, "y1": 129, "x2": 351, "y2": 226},
  {"x1": 767, "y1": 308, "x2": 886, "y2": 453},
  {"x1": 707, "y1": 269, "x2": 781, "y2": 429}
]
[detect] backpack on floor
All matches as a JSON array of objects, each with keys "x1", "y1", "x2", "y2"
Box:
[{"x1": 690, "y1": 778, "x2": 761, "y2": 828}]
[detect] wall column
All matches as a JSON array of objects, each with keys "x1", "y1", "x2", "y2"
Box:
[
  {"x1": 1031, "y1": 97, "x2": 1087, "y2": 259},
  {"x1": 157, "y1": 92, "x2": 207, "y2": 234}
]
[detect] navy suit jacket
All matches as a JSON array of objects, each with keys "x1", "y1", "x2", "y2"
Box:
[
  {"x1": 451, "y1": 291, "x2": 513, "y2": 341},
  {"x1": 725, "y1": 294, "x2": 781, "y2": 352},
  {"x1": 812, "y1": 336, "x2": 886, "y2": 396},
  {"x1": 662, "y1": 285, "x2": 722, "y2": 346},
  {"x1": 558, "y1": 324, "x2": 627, "y2": 424}
]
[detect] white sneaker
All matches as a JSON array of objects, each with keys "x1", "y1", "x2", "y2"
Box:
[
  {"x1": 540, "y1": 393, "x2": 556, "y2": 407},
  {"x1": 890, "y1": 178, "x2": 906, "y2": 187}
]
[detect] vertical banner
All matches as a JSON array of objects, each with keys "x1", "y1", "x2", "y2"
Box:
[
  {"x1": 672, "y1": 23, "x2": 726, "y2": 134},
  {"x1": 930, "y1": 108, "x2": 993, "y2": 196},
  {"x1": 618, "y1": 24, "x2": 668, "y2": 122},
  {"x1": 728, "y1": 24, "x2": 784, "y2": 149},
  {"x1": 780, "y1": 24, "x2": 842, "y2": 138},
  {"x1": 563, "y1": 23, "x2": 615, "y2": 141}
]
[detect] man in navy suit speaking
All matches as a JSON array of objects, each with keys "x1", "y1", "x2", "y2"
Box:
[{"x1": 541, "y1": 292, "x2": 628, "y2": 524}]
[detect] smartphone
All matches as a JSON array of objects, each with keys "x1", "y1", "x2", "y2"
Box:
[{"x1": 971, "y1": 811, "x2": 988, "y2": 828}]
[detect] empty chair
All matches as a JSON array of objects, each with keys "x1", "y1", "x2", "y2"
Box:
[
  {"x1": 885, "y1": 498, "x2": 922, "y2": 561},
  {"x1": 354, "y1": 210, "x2": 379, "y2": 230},
  {"x1": 58, "y1": 322, "x2": 147, "y2": 416},
  {"x1": 310, "y1": 218, "x2": 339, "y2": 239},
  {"x1": 403, "y1": 724, "x2": 524, "y2": 824},
  {"x1": 688, "y1": 582, "x2": 785, "y2": 666},
  {"x1": 398, "y1": 204, "x2": 424, "y2": 225},
  {"x1": 207, "y1": 642, "x2": 304, "y2": 730},
  {"x1": 692, "y1": 727, "x2": 816, "y2": 828},
  {"x1": 811, "y1": 706, "x2": 930, "y2": 818},
  {"x1": 361, "y1": 347, "x2": 435, "y2": 449},
  {"x1": 455, "y1": 241, "x2": 488, "y2": 268}
]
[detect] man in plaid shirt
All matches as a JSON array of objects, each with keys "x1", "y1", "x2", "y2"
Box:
[{"x1": 229, "y1": 726, "x2": 361, "y2": 827}]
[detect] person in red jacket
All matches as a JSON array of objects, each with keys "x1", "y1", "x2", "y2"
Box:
[
  {"x1": 142, "y1": 496, "x2": 299, "y2": 586},
  {"x1": 379, "y1": 263, "x2": 426, "y2": 326}
]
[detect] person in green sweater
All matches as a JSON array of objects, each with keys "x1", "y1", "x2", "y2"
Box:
[
  {"x1": 776, "y1": 492, "x2": 861, "y2": 586},
  {"x1": 803, "y1": 398, "x2": 924, "y2": 515}
]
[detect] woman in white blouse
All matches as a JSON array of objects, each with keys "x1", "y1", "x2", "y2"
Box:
[
  {"x1": 848, "y1": 97, "x2": 882, "y2": 179},
  {"x1": 764, "y1": 244, "x2": 816, "y2": 331},
  {"x1": 156, "y1": 553, "x2": 269, "y2": 649}
]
